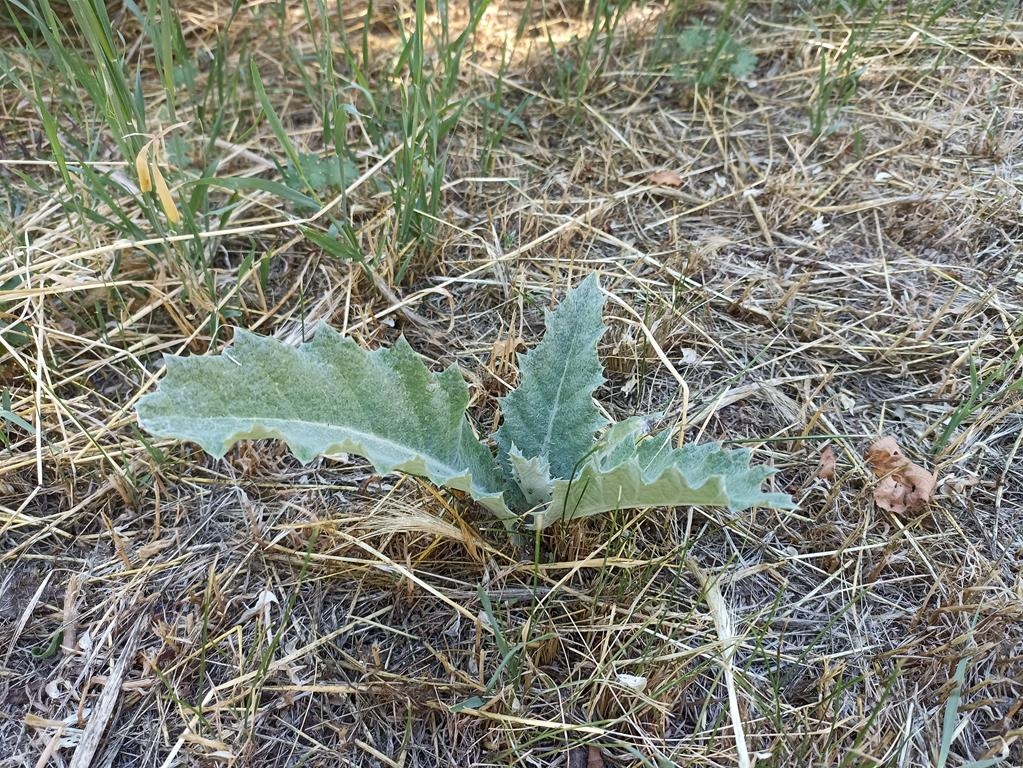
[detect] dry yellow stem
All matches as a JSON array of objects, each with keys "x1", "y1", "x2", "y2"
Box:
[
  {"x1": 150, "y1": 159, "x2": 181, "y2": 224},
  {"x1": 134, "y1": 143, "x2": 152, "y2": 193}
]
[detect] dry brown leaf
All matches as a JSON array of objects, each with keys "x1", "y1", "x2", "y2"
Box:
[
  {"x1": 867, "y1": 436, "x2": 936, "y2": 514},
  {"x1": 491, "y1": 335, "x2": 523, "y2": 362},
  {"x1": 587, "y1": 746, "x2": 605, "y2": 768},
  {"x1": 136, "y1": 537, "x2": 175, "y2": 561},
  {"x1": 867, "y1": 436, "x2": 906, "y2": 475},
  {"x1": 648, "y1": 169, "x2": 684, "y2": 187},
  {"x1": 815, "y1": 445, "x2": 837, "y2": 480}
]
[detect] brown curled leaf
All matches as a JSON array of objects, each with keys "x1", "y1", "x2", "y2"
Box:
[
  {"x1": 648, "y1": 169, "x2": 684, "y2": 187},
  {"x1": 815, "y1": 445, "x2": 837, "y2": 480},
  {"x1": 867, "y1": 436, "x2": 936, "y2": 515}
]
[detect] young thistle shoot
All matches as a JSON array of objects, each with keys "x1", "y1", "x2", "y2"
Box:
[{"x1": 137, "y1": 275, "x2": 793, "y2": 535}]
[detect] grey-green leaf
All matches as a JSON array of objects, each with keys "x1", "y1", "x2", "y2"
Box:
[
  {"x1": 494, "y1": 274, "x2": 608, "y2": 482},
  {"x1": 137, "y1": 326, "x2": 511, "y2": 520},
  {"x1": 535, "y1": 416, "x2": 794, "y2": 527},
  {"x1": 507, "y1": 446, "x2": 554, "y2": 510}
]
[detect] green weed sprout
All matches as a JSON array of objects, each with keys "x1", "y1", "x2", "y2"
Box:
[{"x1": 138, "y1": 275, "x2": 793, "y2": 537}]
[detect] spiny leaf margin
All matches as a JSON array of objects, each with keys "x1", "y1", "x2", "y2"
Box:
[
  {"x1": 136, "y1": 326, "x2": 511, "y2": 521},
  {"x1": 135, "y1": 279, "x2": 795, "y2": 537},
  {"x1": 494, "y1": 273, "x2": 608, "y2": 487},
  {"x1": 539, "y1": 416, "x2": 794, "y2": 528}
]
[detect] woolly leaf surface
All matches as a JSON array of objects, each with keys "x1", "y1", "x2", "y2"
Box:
[
  {"x1": 137, "y1": 326, "x2": 509, "y2": 519},
  {"x1": 495, "y1": 274, "x2": 608, "y2": 483},
  {"x1": 535, "y1": 417, "x2": 794, "y2": 527},
  {"x1": 507, "y1": 446, "x2": 554, "y2": 510}
]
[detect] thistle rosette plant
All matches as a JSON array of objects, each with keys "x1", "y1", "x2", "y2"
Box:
[{"x1": 137, "y1": 275, "x2": 793, "y2": 535}]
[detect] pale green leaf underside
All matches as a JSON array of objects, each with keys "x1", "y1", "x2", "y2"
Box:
[
  {"x1": 136, "y1": 327, "x2": 510, "y2": 520},
  {"x1": 507, "y1": 446, "x2": 553, "y2": 510},
  {"x1": 495, "y1": 273, "x2": 608, "y2": 483},
  {"x1": 536, "y1": 416, "x2": 794, "y2": 527}
]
